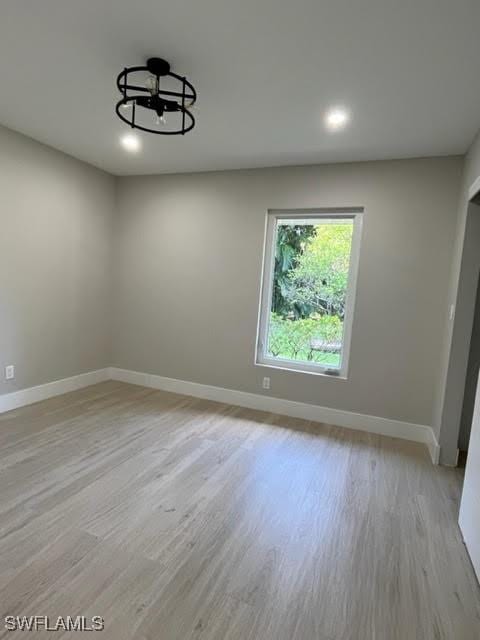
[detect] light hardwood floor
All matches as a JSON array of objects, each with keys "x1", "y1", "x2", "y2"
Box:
[{"x1": 0, "y1": 381, "x2": 479, "y2": 639}]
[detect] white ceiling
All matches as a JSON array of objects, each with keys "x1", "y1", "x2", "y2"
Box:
[{"x1": 1, "y1": 0, "x2": 480, "y2": 176}]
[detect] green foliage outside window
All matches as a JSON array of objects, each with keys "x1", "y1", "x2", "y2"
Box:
[
  {"x1": 268, "y1": 220, "x2": 353, "y2": 367},
  {"x1": 272, "y1": 224, "x2": 315, "y2": 318}
]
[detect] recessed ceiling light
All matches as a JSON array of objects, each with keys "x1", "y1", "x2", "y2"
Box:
[
  {"x1": 324, "y1": 107, "x2": 350, "y2": 132},
  {"x1": 120, "y1": 133, "x2": 141, "y2": 152}
]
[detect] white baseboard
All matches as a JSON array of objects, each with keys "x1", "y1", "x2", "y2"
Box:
[
  {"x1": 0, "y1": 368, "x2": 110, "y2": 415},
  {"x1": 109, "y1": 367, "x2": 439, "y2": 464},
  {"x1": 0, "y1": 366, "x2": 440, "y2": 465}
]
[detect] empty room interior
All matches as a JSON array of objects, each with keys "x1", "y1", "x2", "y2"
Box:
[{"x1": 2, "y1": 1, "x2": 480, "y2": 638}]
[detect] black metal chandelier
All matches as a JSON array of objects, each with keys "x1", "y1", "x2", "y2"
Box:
[{"x1": 115, "y1": 57, "x2": 197, "y2": 135}]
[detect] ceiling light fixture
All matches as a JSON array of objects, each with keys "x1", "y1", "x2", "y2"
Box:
[
  {"x1": 120, "y1": 133, "x2": 141, "y2": 152},
  {"x1": 115, "y1": 57, "x2": 197, "y2": 136},
  {"x1": 325, "y1": 107, "x2": 350, "y2": 132}
]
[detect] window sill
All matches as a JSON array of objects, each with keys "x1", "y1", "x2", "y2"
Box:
[{"x1": 255, "y1": 360, "x2": 348, "y2": 380}]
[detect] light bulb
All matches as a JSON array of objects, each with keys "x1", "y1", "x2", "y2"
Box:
[{"x1": 146, "y1": 75, "x2": 158, "y2": 95}]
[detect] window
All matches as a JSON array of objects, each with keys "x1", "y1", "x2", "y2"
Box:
[{"x1": 256, "y1": 209, "x2": 362, "y2": 377}]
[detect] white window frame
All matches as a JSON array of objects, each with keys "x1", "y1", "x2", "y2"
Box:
[{"x1": 255, "y1": 208, "x2": 363, "y2": 378}]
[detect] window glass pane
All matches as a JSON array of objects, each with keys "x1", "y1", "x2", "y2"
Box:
[{"x1": 266, "y1": 217, "x2": 354, "y2": 370}]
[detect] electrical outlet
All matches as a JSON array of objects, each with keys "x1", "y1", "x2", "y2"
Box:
[
  {"x1": 5, "y1": 365, "x2": 15, "y2": 380},
  {"x1": 262, "y1": 376, "x2": 270, "y2": 390}
]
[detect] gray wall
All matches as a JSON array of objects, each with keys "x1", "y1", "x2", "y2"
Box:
[
  {"x1": 113, "y1": 157, "x2": 462, "y2": 428},
  {"x1": 436, "y1": 131, "x2": 480, "y2": 463},
  {"x1": 0, "y1": 122, "x2": 468, "y2": 444},
  {"x1": 0, "y1": 126, "x2": 115, "y2": 394}
]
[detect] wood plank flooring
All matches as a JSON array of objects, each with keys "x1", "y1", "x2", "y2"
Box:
[{"x1": 0, "y1": 380, "x2": 479, "y2": 639}]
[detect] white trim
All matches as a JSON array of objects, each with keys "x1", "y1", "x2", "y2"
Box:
[
  {"x1": 255, "y1": 208, "x2": 363, "y2": 378},
  {"x1": 109, "y1": 367, "x2": 439, "y2": 463},
  {"x1": 255, "y1": 360, "x2": 348, "y2": 380},
  {"x1": 468, "y1": 175, "x2": 480, "y2": 202},
  {"x1": 0, "y1": 369, "x2": 110, "y2": 414},
  {"x1": 341, "y1": 211, "x2": 362, "y2": 374}
]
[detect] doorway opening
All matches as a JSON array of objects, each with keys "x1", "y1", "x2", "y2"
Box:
[
  {"x1": 458, "y1": 271, "x2": 480, "y2": 465},
  {"x1": 439, "y1": 187, "x2": 480, "y2": 466}
]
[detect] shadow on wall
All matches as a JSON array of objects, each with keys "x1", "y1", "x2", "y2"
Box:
[{"x1": 459, "y1": 271, "x2": 480, "y2": 452}]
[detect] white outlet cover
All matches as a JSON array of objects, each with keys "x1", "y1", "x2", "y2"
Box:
[
  {"x1": 5, "y1": 365, "x2": 15, "y2": 380},
  {"x1": 262, "y1": 377, "x2": 271, "y2": 390}
]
